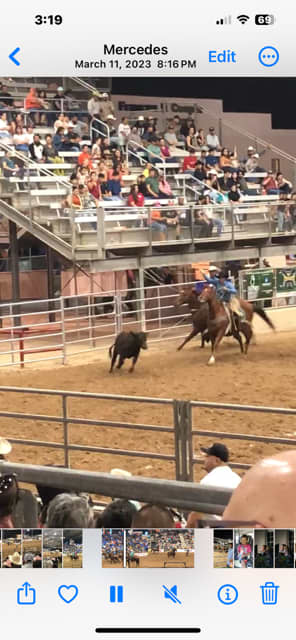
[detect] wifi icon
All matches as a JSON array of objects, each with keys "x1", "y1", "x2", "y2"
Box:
[{"x1": 237, "y1": 14, "x2": 250, "y2": 24}]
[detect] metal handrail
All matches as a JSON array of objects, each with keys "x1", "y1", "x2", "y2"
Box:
[
  {"x1": 90, "y1": 116, "x2": 110, "y2": 141},
  {"x1": 0, "y1": 140, "x2": 71, "y2": 190},
  {"x1": 126, "y1": 139, "x2": 166, "y2": 176}
]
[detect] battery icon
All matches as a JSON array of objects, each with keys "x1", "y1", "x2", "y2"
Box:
[{"x1": 255, "y1": 14, "x2": 275, "y2": 25}]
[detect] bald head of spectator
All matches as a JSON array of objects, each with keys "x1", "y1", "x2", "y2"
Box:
[
  {"x1": 223, "y1": 450, "x2": 296, "y2": 527},
  {"x1": 131, "y1": 504, "x2": 175, "y2": 528}
]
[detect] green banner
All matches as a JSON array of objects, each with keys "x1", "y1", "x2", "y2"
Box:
[
  {"x1": 241, "y1": 269, "x2": 274, "y2": 301},
  {"x1": 276, "y1": 268, "x2": 296, "y2": 297}
]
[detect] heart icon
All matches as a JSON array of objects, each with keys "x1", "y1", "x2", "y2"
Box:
[{"x1": 58, "y1": 585, "x2": 79, "y2": 604}]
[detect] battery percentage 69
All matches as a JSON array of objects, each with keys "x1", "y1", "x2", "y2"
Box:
[{"x1": 255, "y1": 14, "x2": 275, "y2": 25}]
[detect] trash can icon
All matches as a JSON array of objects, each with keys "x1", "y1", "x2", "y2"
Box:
[{"x1": 260, "y1": 582, "x2": 279, "y2": 605}]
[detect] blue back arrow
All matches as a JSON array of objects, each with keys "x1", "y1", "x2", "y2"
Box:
[{"x1": 9, "y1": 47, "x2": 21, "y2": 66}]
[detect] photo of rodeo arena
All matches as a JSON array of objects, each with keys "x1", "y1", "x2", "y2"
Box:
[
  {"x1": 62, "y1": 529, "x2": 83, "y2": 568},
  {"x1": 102, "y1": 529, "x2": 124, "y2": 568},
  {"x1": 42, "y1": 529, "x2": 63, "y2": 568},
  {"x1": 22, "y1": 528, "x2": 42, "y2": 568},
  {"x1": 102, "y1": 528, "x2": 194, "y2": 568},
  {"x1": 213, "y1": 529, "x2": 233, "y2": 568},
  {"x1": 1, "y1": 77, "x2": 296, "y2": 531}
]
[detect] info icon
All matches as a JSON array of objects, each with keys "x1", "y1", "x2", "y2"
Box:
[{"x1": 217, "y1": 584, "x2": 238, "y2": 605}]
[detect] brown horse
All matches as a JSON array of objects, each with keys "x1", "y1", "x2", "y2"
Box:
[
  {"x1": 175, "y1": 287, "x2": 209, "y2": 351},
  {"x1": 199, "y1": 285, "x2": 275, "y2": 364}
]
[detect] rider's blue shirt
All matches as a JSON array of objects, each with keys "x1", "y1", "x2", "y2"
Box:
[{"x1": 203, "y1": 274, "x2": 237, "y2": 303}]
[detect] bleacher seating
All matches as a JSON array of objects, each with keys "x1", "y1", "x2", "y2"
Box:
[{"x1": 0, "y1": 77, "x2": 295, "y2": 262}]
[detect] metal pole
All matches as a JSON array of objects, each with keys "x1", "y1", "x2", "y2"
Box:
[
  {"x1": 60, "y1": 296, "x2": 67, "y2": 365},
  {"x1": 136, "y1": 267, "x2": 146, "y2": 331},
  {"x1": 9, "y1": 221, "x2": 21, "y2": 327},
  {"x1": 62, "y1": 395, "x2": 70, "y2": 468},
  {"x1": 218, "y1": 118, "x2": 223, "y2": 147},
  {"x1": 46, "y1": 246, "x2": 56, "y2": 322}
]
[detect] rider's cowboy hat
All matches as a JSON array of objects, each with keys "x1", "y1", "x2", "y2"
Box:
[
  {"x1": 0, "y1": 438, "x2": 12, "y2": 456},
  {"x1": 208, "y1": 265, "x2": 218, "y2": 272}
]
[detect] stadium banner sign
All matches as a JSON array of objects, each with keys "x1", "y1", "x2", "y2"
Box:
[
  {"x1": 239, "y1": 269, "x2": 275, "y2": 301},
  {"x1": 275, "y1": 268, "x2": 296, "y2": 297}
]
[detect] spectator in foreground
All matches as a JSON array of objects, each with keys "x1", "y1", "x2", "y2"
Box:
[
  {"x1": 0, "y1": 437, "x2": 12, "y2": 461},
  {"x1": 0, "y1": 473, "x2": 18, "y2": 528},
  {"x1": 131, "y1": 504, "x2": 175, "y2": 528},
  {"x1": 199, "y1": 443, "x2": 241, "y2": 489},
  {"x1": 96, "y1": 499, "x2": 137, "y2": 528},
  {"x1": 223, "y1": 450, "x2": 296, "y2": 527},
  {"x1": 45, "y1": 493, "x2": 94, "y2": 528}
]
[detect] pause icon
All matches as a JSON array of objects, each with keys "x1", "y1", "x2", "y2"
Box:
[{"x1": 109, "y1": 585, "x2": 124, "y2": 603}]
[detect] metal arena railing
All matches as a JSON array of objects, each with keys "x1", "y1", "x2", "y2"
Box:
[
  {"x1": 0, "y1": 280, "x2": 197, "y2": 368},
  {"x1": 0, "y1": 461, "x2": 232, "y2": 515},
  {"x1": 1, "y1": 387, "x2": 296, "y2": 490}
]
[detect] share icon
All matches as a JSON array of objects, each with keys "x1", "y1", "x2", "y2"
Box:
[{"x1": 162, "y1": 585, "x2": 182, "y2": 604}]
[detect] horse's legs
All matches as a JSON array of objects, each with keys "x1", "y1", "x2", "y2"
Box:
[
  {"x1": 177, "y1": 327, "x2": 199, "y2": 351},
  {"x1": 232, "y1": 328, "x2": 244, "y2": 353},
  {"x1": 208, "y1": 328, "x2": 226, "y2": 365},
  {"x1": 117, "y1": 356, "x2": 125, "y2": 369},
  {"x1": 242, "y1": 323, "x2": 253, "y2": 354}
]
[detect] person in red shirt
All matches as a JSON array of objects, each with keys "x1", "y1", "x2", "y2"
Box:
[
  {"x1": 262, "y1": 170, "x2": 279, "y2": 195},
  {"x1": 182, "y1": 149, "x2": 198, "y2": 173},
  {"x1": 78, "y1": 144, "x2": 92, "y2": 166},
  {"x1": 87, "y1": 172, "x2": 101, "y2": 200},
  {"x1": 127, "y1": 184, "x2": 145, "y2": 207}
]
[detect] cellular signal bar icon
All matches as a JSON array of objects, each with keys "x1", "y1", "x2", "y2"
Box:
[{"x1": 216, "y1": 15, "x2": 232, "y2": 25}]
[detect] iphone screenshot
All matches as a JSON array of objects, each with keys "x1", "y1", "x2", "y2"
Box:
[{"x1": 0, "y1": 1, "x2": 295, "y2": 638}]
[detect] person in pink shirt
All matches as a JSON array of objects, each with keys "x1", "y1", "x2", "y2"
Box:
[{"x1": 237, "y1": 534, "x2": 252, "y2": 568}]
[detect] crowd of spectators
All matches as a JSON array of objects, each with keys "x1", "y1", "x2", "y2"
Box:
[
  {"x1": 2, "y1": 442, "x2": 296, "y2": 529},
  {"x1": 1, "y1": 82, "x2": 296, "y2": 240}
]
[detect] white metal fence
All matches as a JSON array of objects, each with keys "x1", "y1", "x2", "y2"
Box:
[{"x1": 0, "y1": 281, "x2": 195, "y2": 367}]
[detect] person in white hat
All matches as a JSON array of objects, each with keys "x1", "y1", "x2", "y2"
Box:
[
  {"x1": 87, "y1": 92, "x2": 101, "y2": 118},
  {"x1": 99, "y1": 92, "x2": 115, "y2": 124},
  {"x1": 110, "y1": 468, "x2": 140, "y2": 510},
  {"x1": 0, "y1": 437, "x2": 12, "y2": 461},
  {"x1": 7, "y1": 551, "x2": 22, "y2": 568}
]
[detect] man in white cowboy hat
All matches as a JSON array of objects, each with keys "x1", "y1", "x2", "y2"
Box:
[
  {"x1": 0, "y1": 437, "x2": 12, "y2": 461},
  {"x1": 87, "y1": 92, "x2": 101, "y2": 118},
  {"x1": 6, "y1": 551, "x2": 22, "y2": 568},
  {"x1": 100, "y1": 92, "x2": 115, "y2": 123}
]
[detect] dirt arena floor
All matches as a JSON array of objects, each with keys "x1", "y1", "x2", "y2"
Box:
[
  {"x1": 214, "y1": 550, "x2": 230, "y2": 569},
  {"x1": 102, "y1": 556, "x2": 124, "y2": 568},
  {"x1": 135, "y1": 551, "x2": 194, "y2": 568},
  {"x1": 63, "y1": 553, "x2": 83, "y2": 568},
  {"x1": 1, "y1": 332, "x2": 296, "y2": 482}
]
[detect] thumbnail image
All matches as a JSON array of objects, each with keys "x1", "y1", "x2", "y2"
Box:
[
  {"x1": 62, "y1": 529, "x2": 83, "y2": 568},
  {"x1": 126, "y1": 529, "x2": 194, "y2": 568},
  {"x1": 213, "y1": 529, "x2": 233, "y2": 568},
  {"x1": 275, "y1": 529, "x2": 294, "y2": 568},
  {"x1": 42, "y1": 529, "x2": 63, "y2": 568},
  {"x1": 102, "y1": 529, "x2": 124, "y2": 567},
  {"x1": 234, "y1": 529, "x2": 254, "y2": 568},
  {"x1": 22, "y1": 529, "x2": 42, "y2": 568},
  {"x1": 2, "y1": 529, "x2": 22, "y2": 568},
  {"x1": 254, "y1": 530, "x2": 274, "y2": 568}
]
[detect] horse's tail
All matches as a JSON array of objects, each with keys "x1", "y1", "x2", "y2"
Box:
[
  {"x1": 109, "y1": 343, "x2": 115, "y2": 358},
  {"x1": 253, "y1": 306, "x2": 276, "y2": 331}
]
